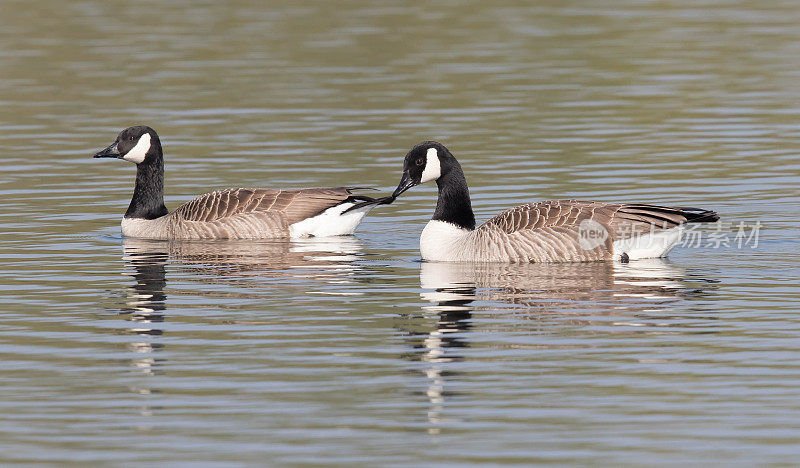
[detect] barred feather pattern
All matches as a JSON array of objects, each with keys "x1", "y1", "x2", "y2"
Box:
[
  {"x1": 121, "y1": 187, "x2": 356, "y2": 240},
  {"x1": 428, "y1": 199, "x2": 716, "y2": 263}
]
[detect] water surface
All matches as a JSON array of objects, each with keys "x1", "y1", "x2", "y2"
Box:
[{"x1": 1, "y1": 0, "x2": 800, "y2": 465}]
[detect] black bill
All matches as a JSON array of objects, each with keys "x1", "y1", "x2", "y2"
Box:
[
  {"x1": 93, "y1": 142, "x2": 121, "y2": 158},
  {"x1": 392, "y1": 171, "x2": 417, "y2": 198}
]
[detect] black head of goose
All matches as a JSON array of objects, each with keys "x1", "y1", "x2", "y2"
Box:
[
  {"x1": 94, "y1": 126, "x2": 390, "y2": 240},
  {"x1": 391, "y1": 141, "x2": 719, "y2": 263}
]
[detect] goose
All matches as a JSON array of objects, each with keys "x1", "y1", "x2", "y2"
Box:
[
  {"x1": 94, "y1": 126, "x2": 390, "y2": 240},
  {"x1": 390, "y1": 141, "x2": 719, "y2": 263}
]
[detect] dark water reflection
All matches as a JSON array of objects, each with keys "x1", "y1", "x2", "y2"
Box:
[
  {"x1": 401, "y1": 259, "x2": 722, "y2": 434},
  {"x1": 114, "y1": 237, "x2": 381, "y2": 418},
  {"x1": 120, "y1": 244, "x2": 168, "y2": 377},
  {"x1": 116, "y1": 236, "x2": 374, "y2": 331},
  {"x1": 118, "y1": 238, "x2": 723, "y2": 441}
]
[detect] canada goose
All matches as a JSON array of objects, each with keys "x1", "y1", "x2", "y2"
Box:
[
  {"x1": 391, "y1": 141, "x2": 719, "y2": 263},
  {"x1": 94, "y1": 126, "x2": 389, "y2": 240}
]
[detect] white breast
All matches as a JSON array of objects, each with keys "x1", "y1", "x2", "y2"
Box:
[
  {"x1": 419, "y1": 220, "x2": 471, "y2": 261},
  {"x1": 121, "y1": 217, "x2": 169, "y2": 239}
]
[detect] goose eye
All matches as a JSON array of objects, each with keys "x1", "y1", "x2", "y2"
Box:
[{"x1": 415, "y1": 158, "x2": 424, "y2": 166}]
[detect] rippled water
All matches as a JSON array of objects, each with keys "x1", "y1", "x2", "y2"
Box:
[{"x1": 2, "y1": 0, "x2": 800, "y2": 465}]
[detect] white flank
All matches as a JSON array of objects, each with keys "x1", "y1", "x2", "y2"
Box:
[
  {"x1": 288, "y1": 202, "x2": 374, "y2": 238},
  {"x1": 123, "y1": 133, "x2": 151, "y2": 164},
  {"x1": 420, "y1": 147, "x2": 441, "y2": 183},
  {"x1": 613, "y1": 226, "x2": 684, "y2": 261},
  {"x1": 419, "y1": 220, "x2": 471, "y2": 261}
]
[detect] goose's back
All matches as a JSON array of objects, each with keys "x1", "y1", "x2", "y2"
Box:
[
  {"x1": 166, "y1": 187, "x2": 354, "y2": 239},
  {"x1": 464, "y1": 199, "x2": 697, "y2": 262}
]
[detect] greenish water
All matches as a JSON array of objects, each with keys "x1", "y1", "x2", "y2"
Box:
[{"x1": 1, "y1": 0, "x2": 799, "y2": 465}]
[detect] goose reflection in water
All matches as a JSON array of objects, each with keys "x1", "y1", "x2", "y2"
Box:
[
  {"x1": 121, "y1": 245, "x2": 167, "y2": 378},
  {"x1": 116, "y1": 237, "x2": 372, "y2": 374},
  {"x1": 419, "y1": 259, "x2": 716, "y2": 318},
  {"x1": 115, "y1": 236, "x2": 373, "y2": 419},
  {"x1": 125, "y1": 236, "x2": 368, "y2": 282},
  {"x1": 397, "y1": 294, "x2": 472, "y2": 436},
  {"x1": 408, "y1": 259, "x2": 717, "y2": 434}
]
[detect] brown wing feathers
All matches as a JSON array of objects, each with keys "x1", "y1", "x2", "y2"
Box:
[
  {"x1": 486, "y1": 200, "x2": 613, "y2": 234},
  {"x1": 172, "y1": 187, "x2": 356, "y2": 225},
  {"x1": 483, "y1": 199, "x2": 718, "y2": 239},
  {"x1": 467, "y1": 199, "x2": 718, "y2": 262}
]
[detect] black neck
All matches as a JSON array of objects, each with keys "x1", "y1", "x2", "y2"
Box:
[
  {"x1": 125, "y1": 157, "x2": 168, "y2": 220},
  {"x1": 432, "y1": 165, "x2": 476, "y2": 230}
]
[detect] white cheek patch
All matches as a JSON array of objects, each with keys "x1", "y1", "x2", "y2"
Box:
[
  {"x1": 122, "y1": 133, "x2": 151, "y2": 164},
  {"x1": 420, "y1": 147, "x2": 441, "y2": 183}
]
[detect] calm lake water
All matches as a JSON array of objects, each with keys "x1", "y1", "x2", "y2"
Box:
[{"x1": 2, "y1": 0, "x2": 800, "y2": 465}]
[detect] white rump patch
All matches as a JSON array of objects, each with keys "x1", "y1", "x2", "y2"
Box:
[
  {"x1": 288, "y1": 202, "x2": 375, "y2": 238},
  {"x1": 613, "y1": 226, "x2": 684, "y2": 261},
  {"x1": 420, "y1": 147, "x2": 441, "y2": 183},
  {"x1": 123, "y1": 133, "x2": 151, "y2": 164}
]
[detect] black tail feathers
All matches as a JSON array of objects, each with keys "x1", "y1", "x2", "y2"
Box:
[
  {"x1": 342, "y1": 194, "x2": 396, "y2": 214},
  {"x1": 678, "y1": 207, "x2": 720, "y2": 223}
]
